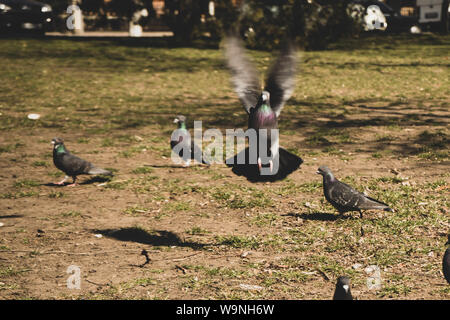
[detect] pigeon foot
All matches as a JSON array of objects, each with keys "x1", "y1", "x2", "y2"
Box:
[{"x1": 66, "y1": 183, "x2": 78, "y2": 187}]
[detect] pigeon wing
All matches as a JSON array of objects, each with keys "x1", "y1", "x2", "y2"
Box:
[
  {"x1": 224, "y1": 35, "x2": 261, "y2": 114},
  {"x1": 264, "y1": 39, "x2": 298, "y2": 117},
  {"x1": 62, "y1": 153, "x2": 93, "y2": 176},
  {"x1": 330, "y1": 181, "x2": 363, "y2": 210}
]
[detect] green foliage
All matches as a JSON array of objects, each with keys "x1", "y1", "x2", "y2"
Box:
[{"x1": 238, "y1": 0, "x2": 360, "y2": 50}]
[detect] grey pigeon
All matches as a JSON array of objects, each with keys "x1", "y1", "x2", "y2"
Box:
[
  {"x1": 170, "y1": 115, "x2": 209, "y2": 166},
  {"x1": 333, "y1": 276, "x2": 353, "y2": 300},
  {"x1": 317, "y1": 166, "x2": 393, "y2": 218},
  {"x1": 52, "y1": 137, "x2": 112, "y2": 186},
  {"x1": 224, "y1": 34, "x2": 302, "y2": 180},
  {"x1": 443, "y1": 235, "x2": 450, "y2": 284}
]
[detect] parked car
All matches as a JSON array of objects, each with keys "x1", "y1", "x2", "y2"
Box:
[
  {"x1": 350, "y1": 0, "x2": 421, "y2": 33},
  {"x1": 0, "y1": 0, "x2": 53, "y2": 34}
]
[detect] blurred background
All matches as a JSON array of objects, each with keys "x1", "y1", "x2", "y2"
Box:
[{"x1": 0, "y1": 0, "x2": 449, "y2": 49}]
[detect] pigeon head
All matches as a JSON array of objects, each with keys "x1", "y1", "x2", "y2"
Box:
[
  {"x1": 51, "y1": 137, "x2": 66, "y2": 153},
  {"x1": 258, "y1": 91, "x2": 270, "y2": 105},
  {"x1": 334, "y1": 276, "x2": 352, "y2": 299},
  {"x1": 51, "y1": 137, "x2": 64, "y2": 146},
  {"x1": 173, "y1": 115, "x2": 186, "y2": 123},
  {"x1": 317, "y1": 165, "x2": 333, "y2": 177},
  {"x1": 336, "y1": 276, "x2": 351, "y2": 290},
  {"x1": 173, "y1": 115, "x2": 187, "y2": 129}
]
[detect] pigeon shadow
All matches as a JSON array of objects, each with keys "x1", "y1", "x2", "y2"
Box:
[
  {"x1": 226, "y1": 147, "x2": 303, "y2": 182},
  {"x1": 42, "y1": 182, "x2": 64, "y2": 187},
  {"x1": 143, "y1": 164, "x2": 202, "y2": 169},
  {"x1": 42, "y1": 176, "x2": 112, "y2": 187},
  {"x1": 92, "y1": 228, "x2": 205, "y2": 249},
  {"x1": 284, "y1": 212, "x2": 353, "y2": 221},
  {"x1": 0, "y1": 214, "x2": 24, "y2": 219},
  {"x1": 80, "y1": 176, "x2": 113, "y2": 185}
]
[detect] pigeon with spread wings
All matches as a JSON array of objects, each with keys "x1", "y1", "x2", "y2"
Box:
[{"x1": 224, "y1": 34, "x2": 302, "y2": 181}]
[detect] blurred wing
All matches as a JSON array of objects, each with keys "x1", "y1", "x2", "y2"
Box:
[
  {"x1": 265, "y1": 39, "x2": 298, "y2": 117},
  {"x1": 224, "y1": 35, "x2": 261, "y2": 114}
]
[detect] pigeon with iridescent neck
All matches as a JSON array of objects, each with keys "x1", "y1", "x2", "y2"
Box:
[
  {"x1": 333, "y1": 276, "x2": 353, "y2": 300},
  {"x1": 52, "y1": 137, "x2": 112, "y2": 186},
  {"x1": 224, "y1": 34, "x2": 302, "y2": 179},
  {"x1": 170, "y1": 115, "x2": 209, "y2": 167},
  {"x1": 317, "y1": 166, "x2": 393, "y2": 218}
]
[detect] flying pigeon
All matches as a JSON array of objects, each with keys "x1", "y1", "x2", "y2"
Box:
[
  {"x1": 170, "y1": 115, "x2": 209, "y2": 167},
  {"x1": 443, "y1": 235, "x2": 450, "y2": 284},
  {"x1": 52, "y1": 137, "x2": 112, "y2": 186},
  {"x1": 333, "y1": 276, "x2": 353, "y2": 300},
  {"x1": 317, "y1": 166, "x2": 393, "y2": 218},
  {"x1": 224, "y1": 34, "x2": 302, "y2": 180}
]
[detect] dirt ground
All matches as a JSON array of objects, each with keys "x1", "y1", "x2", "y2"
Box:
[{"x1": 0, "y1": 35, "x2": 449, "y2": 300}]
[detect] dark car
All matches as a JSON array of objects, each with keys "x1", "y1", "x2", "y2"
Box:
[
  {"x1": 353, "y1": 0, "x2": 421, "y2": 33},
  {"x1": 0, "y1": 0, "x2": 53, "y2": 34}
]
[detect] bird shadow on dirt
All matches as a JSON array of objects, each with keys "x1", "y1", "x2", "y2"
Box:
[
  {"x1": 226, "y1": 147, "x2": 303, "y2": 182},
  {"x1": 284, "y1": 212, "x2": 355, "y2": 221},
  {"x1": 91, "y1": 227, "x2": 205, "y2": 249},
  {"x1": 41, "y1": 176, "x2": 111, "y2": 187},
  {"x1": 0, "y1": 214, "x2": 24, "y2": 219}
]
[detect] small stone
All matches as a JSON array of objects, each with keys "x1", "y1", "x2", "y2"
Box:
[
  {"x1": 27, "y1": 113, "x2": 40, "y2": 120},
  {"x1": 352, "y1": 263, "x2": 363, "y2": 270},
  {"x1": 239, "y1": 284, "x2": 263, "y2": 291}
]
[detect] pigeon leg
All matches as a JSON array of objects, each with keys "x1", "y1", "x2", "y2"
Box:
[
  {"x1": 66, "y1": 176, "x2": 78, "y2": 187},
  {"x1": 55, "y1": 175, "x2": 69, "y2": 185},
  {"x1": 358, "y1": 210, "x2": 363, "y2": 219}
]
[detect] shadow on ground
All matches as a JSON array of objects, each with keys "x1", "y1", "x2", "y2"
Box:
[
  {"x1": 92, "y1": 227, "x2": 205, "y2": 249},
  {"x1": 284, "y1": 212, "x2": 354, "y2": 221}
]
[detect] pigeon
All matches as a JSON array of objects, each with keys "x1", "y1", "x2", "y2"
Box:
[
  {"x1": 52, "y1": 137, "x2": 112, "y2": 186},
  {"x1": 317, "y1": 166, "x2": 393, "y2": 218},
  {"x1": 170, "y1": 115, "x2": 209, "y2": 166},
  {"x1": 224, "y1": 33, "x2": 302, "y2": 180},
  {"x1": 443, "y1": 235, "x2": 450, "y2": 284},
  {"x1": 333, "y1": 276, "x2": 353, "y2": 300}
]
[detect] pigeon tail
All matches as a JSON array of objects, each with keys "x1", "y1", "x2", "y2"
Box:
[
  {"x1": 364, "y1": 196, "x2": 393, "y2": 212},
  {"x1": 88, "y1": 166, "x2": 113, "y2": 176}
]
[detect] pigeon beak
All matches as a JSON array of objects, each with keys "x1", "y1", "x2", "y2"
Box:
[
  {"x1": 343, "y1": 284, "x2": 349, "y2": 293},
  {"x1": 316, "y1": 170, "x2": 321, "y2": 174},
  {"x1": 51, "y1": 140, "x2": 55, "y2": 145},
  {"x1": 173, "y1": 118, "x2": 179, "y2": 123}
]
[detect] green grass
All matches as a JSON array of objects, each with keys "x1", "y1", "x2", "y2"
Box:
[{"x1": 215, "y1": 235, "x2": 261, "y2": 249}]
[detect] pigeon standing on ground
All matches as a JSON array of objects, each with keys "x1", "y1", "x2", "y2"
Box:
[
  {"x1": 170, "y1": 115, "x2": 209, "y2": 167},
  {"x1": 317, "y1": 166, "x2": 393, "y2": 218},
  {"x1": 224, "y1": 34, "x2": 303, "y2": 181},
  {"x1": 443, "y1": 235, "x2": 450, "y2": 284},
  {"x1": 52, "y1": 137, "x2": 112, "y2": 186},
  {"x1": 333, "y1": 276, "x2": 353, "y2": 300}
]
